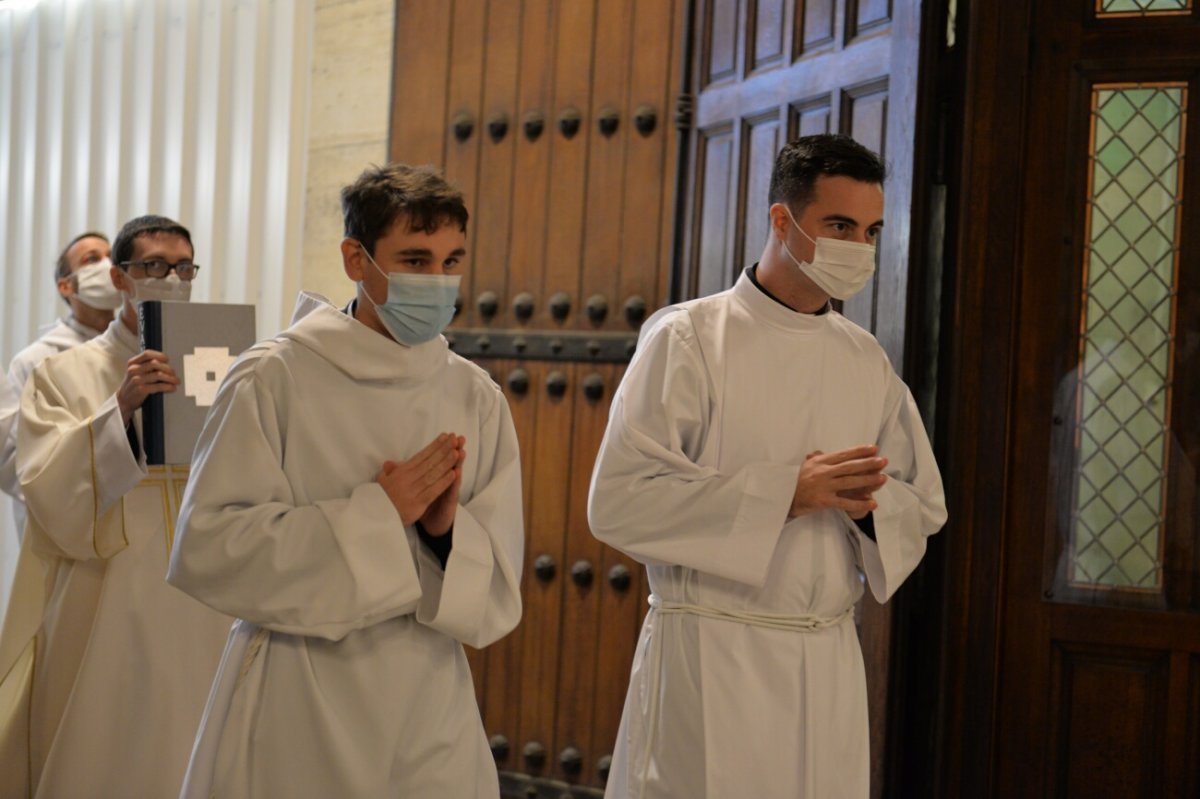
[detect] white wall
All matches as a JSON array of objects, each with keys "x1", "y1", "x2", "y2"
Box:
[
  {"x1": 300, "y1": 0, "x2": 396, "y2": 302},
  {"x1": 0, "y1": 0, "x2": 325, "y2": 620}
]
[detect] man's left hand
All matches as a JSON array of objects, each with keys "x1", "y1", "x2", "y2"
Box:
[{"x1": 418, "y1": 434, "x2": 465, "y2": 536}]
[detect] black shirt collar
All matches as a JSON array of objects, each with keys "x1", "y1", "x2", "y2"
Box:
[{"x1": 746, "y1": 264, "x2": 830, "y2": 315}]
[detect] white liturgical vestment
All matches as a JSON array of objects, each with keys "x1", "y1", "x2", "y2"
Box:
[
  {"x1": 588, "y1": 271, "x2": 947, "y2": 799},
  {"x1": 0, "y1": 316, "x2": 102, "y2": 620},
  {"x1": 0, "y1": 317, "x2": 233, "y2": 799},
  {"x1": 169, "y1": 293, "x2": 524, "y2": 798}
]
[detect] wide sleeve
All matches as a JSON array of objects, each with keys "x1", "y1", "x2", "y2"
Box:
[
  {"x1": 587, "y1": 317, "x2": 799, "y2": 588},
  {"x1": 168, "y1": 361, "x2": 425, "y2": 642},
  {"x1": 0, "y1": 366, "x2": 19, "y2": 501},
  {"x1": 413, "y1": 392, "x2": 524, "y2": 649},
  {"x1": 847, "y1": 373, "x2": 947, "y2": 603},
  {"x1": 18, "y1": 362, "x2": 144, "y2": 561}
]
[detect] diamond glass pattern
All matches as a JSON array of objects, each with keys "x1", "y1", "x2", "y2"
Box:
[
  {"x1": 1097, "y1": 0, "x2": 1191, "y2": 16},
  {"x1": 1069, "y1": 84, "x2": 1185, "y2": 591}
]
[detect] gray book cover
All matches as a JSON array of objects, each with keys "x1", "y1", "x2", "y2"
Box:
[{"x1": 138, "y1": 300, "x2": 256, "y2": 465}]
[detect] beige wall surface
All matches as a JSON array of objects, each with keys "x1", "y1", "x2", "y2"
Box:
[{"x1": 300, "y1": 0, "x2": 396, "y2": 306}]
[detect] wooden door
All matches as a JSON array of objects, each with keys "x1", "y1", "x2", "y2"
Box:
[
  {"x1": 934, "y1": 1, "x2": 1200, "y2": 796},
  {"x1": 996, "y1": 3, "x2": 1200, "y2": 796},
  {"x1": 677, "y1": 2, "x2": 928, "y2": 794},
  {"x1": 390, "y1": 2, "x2": 683, "y2": 795}
]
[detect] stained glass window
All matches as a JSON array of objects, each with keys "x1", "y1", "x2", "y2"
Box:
[
  {"x1": 1069, "y1": 83, "x2": 1186, "y2": 591},
  {"x1": 1097, "y1": 0, "x2": 1191, "y2": 16}
]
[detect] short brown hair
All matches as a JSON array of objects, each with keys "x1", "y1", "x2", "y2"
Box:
[{"x1": 341, "y1": 163, "x2": 469, "y2": 256}]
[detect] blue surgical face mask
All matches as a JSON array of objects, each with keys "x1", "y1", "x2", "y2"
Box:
[{"x1": 360, "y1": 244, "x2": 461, "y2": 346}]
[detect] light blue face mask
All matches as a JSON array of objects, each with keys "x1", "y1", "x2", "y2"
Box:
[{"x1": 360, "y1": 244, "x2": 461, "y2": 346}]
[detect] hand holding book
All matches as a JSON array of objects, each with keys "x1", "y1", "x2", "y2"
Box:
[{"x1": 116, "y1": 349, "x2": 179, "y2": 427}]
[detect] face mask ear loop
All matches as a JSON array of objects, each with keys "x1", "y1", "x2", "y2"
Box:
[
  {"x1": 359, "y1": 243, "x2": 390, "y2": 310},
  {"x1": 781, "y1": 204, "x2": 817, "y2": 246}
]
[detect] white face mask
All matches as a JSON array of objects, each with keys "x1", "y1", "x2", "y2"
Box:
[
  {"x1": 780, "y1": 205, "x2": 877, "y2": 300},
  {"x1": 73, "y1": 258, "x2": 123, "y2": 310},
  {"x1": 126, "y1": 272, "x2": 193, "y2": 303}
]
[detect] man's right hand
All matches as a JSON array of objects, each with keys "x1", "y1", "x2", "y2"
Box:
[
  {"x1": 117, "y1": 350, "x2": 179, "y2": 426},
  {"x1": 789, "y1": 444, "x2": 888, "y2": 520},
  {"x1": 377, "y1": 433, "x2": 463, "y2": 526}
]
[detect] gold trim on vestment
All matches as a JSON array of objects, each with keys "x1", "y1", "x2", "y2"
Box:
[
  {"x1": 26, "y1": 635, "x2": 37, "y2": 799},
  {"x1": 138, "y1": 466, "x2": 189, "y2": 564},
  {"x1": 86, "y1": 417, "x2": 100, "y2": 559}
]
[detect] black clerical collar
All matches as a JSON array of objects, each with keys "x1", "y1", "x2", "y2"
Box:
[{"x1": 746, "y1": 264, "x2": 830, "y2": 315}]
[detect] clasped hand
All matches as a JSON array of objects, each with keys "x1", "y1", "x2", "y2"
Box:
[
  {"x1": 789, "y1": 444, "x2": 888, "y2": 520},
  {"x1": 377, "y1": 433, "x2": 465, "y2": 535}
]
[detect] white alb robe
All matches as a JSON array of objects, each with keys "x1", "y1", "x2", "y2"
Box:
[
  {"x1": 0, "y1": 316, "x2": 101, "y2": 622},
  {"x1": 588, "y1": 271, "x2": 947, "y2": 799},
  {"x1": 0, "y1": 317, "x2": 234, "y2": 799},
  {"x1": 168, "y1": 293, "x2": 524, "y2": 799}
]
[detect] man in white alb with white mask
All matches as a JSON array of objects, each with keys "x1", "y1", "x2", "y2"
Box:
[
  {"x1": 588, "y1": 134, "x2": 948, "y2": 798},
  {"x1": 0, "y1": 215, "x2": 233, "y2": 798},
  {"x1": 0, "y1": 232, "x2": 121, "y2": 541}
]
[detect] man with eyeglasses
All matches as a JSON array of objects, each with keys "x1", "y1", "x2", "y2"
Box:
[{"x1": 0, "y1": 215, "x2": 233, "y2": 798}]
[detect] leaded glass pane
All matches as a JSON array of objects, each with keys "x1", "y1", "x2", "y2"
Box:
[
  {"x1": 1069, "y1": 83, "x2": 1186, "y2": 592},
  {"x1": 1097, "y1": 0, "x2": 1191, "y2": 16}
]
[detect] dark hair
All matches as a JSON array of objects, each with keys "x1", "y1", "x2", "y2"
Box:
[
  {"x1": 767, "y1": 134, "x2": 887, "y2": 213},
  {"x1": 55, "y1": 231, "x2": 110, "y2": 281},
  {"x1": 112, "y1": 215, "x2": 193, "y2": 268},
  {"x1": 341, "y1": 163, "x2": 468, "y2": 256}
]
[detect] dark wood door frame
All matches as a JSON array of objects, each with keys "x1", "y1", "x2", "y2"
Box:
[{"x1": 889, "y1": 0, "x2": 1034, "y2": 795}]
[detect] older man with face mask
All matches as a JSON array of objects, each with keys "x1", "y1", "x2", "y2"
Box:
[
  {"x1": 0, "y1": 232, "x2": 121, "y2": 542},
  {"x1": 0, "y1": 215, "x2": 233, "y2": 799}
]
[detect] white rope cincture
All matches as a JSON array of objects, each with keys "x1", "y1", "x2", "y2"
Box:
[
  {"x1": 647, "y1": 593, "x2": 854, "y2": 632},
  {"x1": 637, "y1": 594, "x2": 853, "y2": 794}
]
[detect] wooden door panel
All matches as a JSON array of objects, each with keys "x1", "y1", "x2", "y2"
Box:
[
  {"x1": 541, "y1": 0, "x2": 594, "y2": 334},
  {"x1": 703, "y1": 0, "x2": 740, "y2": 88},
  {"x1": 847, "y1": 0, "x2": 891, "y2": 40},
  {"x1": 790, "y1": 95, "x2": 832, "y2": 138},
  {"x1": 694, "y1": 123, "x2": 738, "y2": 297},
  {"x1": 800, "y1": 0, "x2": 836, "y2": 54},
  {"x1": 578, "y1": 0, "x2": 635, "y2": 336},
  {"x1": 508, "y1": 0, "x2": 554, "y2": 329},
  {"x1": 388, "y1": 3, "x2": 452, "y2": 166},
  {"x1": 1049, "y1": 643, "x2": 1169, "y2": 799},
  {"x1": 839, "y1": 76, "x2": 887, "y2": 329},
  {"x1": 472, "y1": 0, "x2": 522, "y2": 317},
  {"x1": 1187, "y1": 656, "x2": 1200, "y2": 797},
  {"x1": 618, "y1": 0, "x2": 677, "y2": 330},
  {"x1": 749, "y1": 0, "x2": 788, "y2": 74},
  {"x1": 739, "y1": 111, "x2": 782, "y2": 268},
  {"x1": 439, "y1": 0, "x2": 487, "y2": 326}
]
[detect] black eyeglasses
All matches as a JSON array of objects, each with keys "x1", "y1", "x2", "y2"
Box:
[{"x1": 119, "y1": 259, "x2": 201, "y2": 280}]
